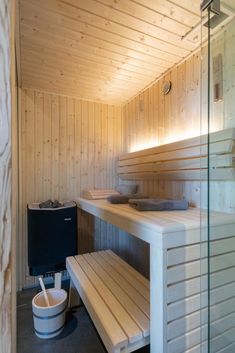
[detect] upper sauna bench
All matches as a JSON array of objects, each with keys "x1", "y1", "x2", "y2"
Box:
[{"x1": 76, "y1": 198, "x2": 235, "y2": 247}]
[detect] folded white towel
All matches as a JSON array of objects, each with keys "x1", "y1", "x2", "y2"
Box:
[{"x1": 83, "y1": 189, "x2": 119, "y2": 200}]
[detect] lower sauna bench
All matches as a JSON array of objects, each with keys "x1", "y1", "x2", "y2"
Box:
[{"x1": 66, "y1": 250, "x2": 150, "y2": 353}]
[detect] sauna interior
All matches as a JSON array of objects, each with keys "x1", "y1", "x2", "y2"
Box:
[{"x1": 1, "y1": 0, "x2": 235, "y2": 353}]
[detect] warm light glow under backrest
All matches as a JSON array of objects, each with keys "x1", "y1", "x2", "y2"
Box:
[
  {"x1": 130, "y1": 139, "x2": 159, "y2": 153},
  {"x1": 129, "y1": 127, "x2": 220, "y2": 153},
  {"x1": 129, "y1": 131, "x2": 199, "y2": 153}
]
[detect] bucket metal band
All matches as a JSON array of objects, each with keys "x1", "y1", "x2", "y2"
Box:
[
  {"x1": 34, "y1": 324, "x2": 65, "y2": 337},
  {"x1": 33, "y1": 307, "x2": 66, "y2": 320}
]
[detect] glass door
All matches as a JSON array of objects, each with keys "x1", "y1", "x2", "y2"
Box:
[{"x1": 201, "y1": 1, "x2": 235, "y2": 352}]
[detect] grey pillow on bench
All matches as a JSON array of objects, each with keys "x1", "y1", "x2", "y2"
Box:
[
  {"x1": 129, "y1": 198, "x2": 189, "y2": 211},
  {"x1": 108, "y1": 194, "x2": 148, "y2": 204},
  {"x1": 116, "y1": 184, "x2": 138, "y2": 195}
]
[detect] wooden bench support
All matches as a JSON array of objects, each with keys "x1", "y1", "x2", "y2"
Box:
[
  {"x1": 68, "y1": 279, "x2": 81, "y2": 308},
  {"x1": 66, "y1": 250, "x2": 150, "y2": 353}
]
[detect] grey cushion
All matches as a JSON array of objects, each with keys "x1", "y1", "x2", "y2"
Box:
[
  {"x1": 116, "y1": 184, "x2": 138, "y2": 195},
  {"x1": 108, "y1": 194, "x2": 148, "y2": 204}
]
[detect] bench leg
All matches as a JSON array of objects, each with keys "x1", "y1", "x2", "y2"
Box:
[{"x1": 68, "y1": 279, "x2": 81, "y2": 308}]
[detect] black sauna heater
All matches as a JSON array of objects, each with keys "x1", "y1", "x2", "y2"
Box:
[{"x1": 27, "y1": 201, "x2": 77, "y2": 276}]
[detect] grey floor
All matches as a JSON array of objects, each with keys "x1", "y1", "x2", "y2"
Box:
[{"x1": 17, "y1": 284, "x2": 150, "y2": 353}]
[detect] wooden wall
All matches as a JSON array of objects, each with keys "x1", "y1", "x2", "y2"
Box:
[
  {"x1": 18, "y1": 88, "x2": 150, "y2": 289},
  {"x1": 18, "y1": 89, "x2": 126, "y2": 288},
  {"x1": 123, "y1": 20, "x2": 235, "y2": 213},
  {"x1": 0, "y1": 0, "x2": 16, "y2": 352},
  {"x1": 123, "y1": 51, "x2": 202, "y2": 207}
]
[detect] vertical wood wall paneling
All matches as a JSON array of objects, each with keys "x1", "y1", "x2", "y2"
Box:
[
  {"x1": 59, "y1": 96, "x2": 67, "y2": 200},
  {"x1": 19, "y1": 89, "x2": 127, "y2": 288},
  {"x1": 34, "y1": 91, "x2": 43, "y2": 201},
  {"x1": 0, "y1": 0, "x2": 16, "y2": 351},
  {"x1": 123, "y1": 28, "x2": 235, "y2": 212},
  {"x1": 51, "y1": 93, "x2": 60, "y2": 199}
]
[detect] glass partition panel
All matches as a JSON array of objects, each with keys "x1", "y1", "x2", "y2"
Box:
[{"x1": 201, "y1": 1, "x2": 235, "y2": 352}]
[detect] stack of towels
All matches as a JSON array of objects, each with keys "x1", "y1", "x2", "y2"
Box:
[{"x1": 83, "y1": 184, "x2": 189, "y2": 211}]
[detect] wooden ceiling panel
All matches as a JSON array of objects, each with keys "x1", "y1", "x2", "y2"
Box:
[
  {"x1": 132, "y1": 0, "x2": 200, "y2": 27},
  {"x1": 19, "y1": 0, "x2": 202, "y2": 104},
  {"x1": 99, "y1": 0, "x2": 191, "y2": 35},
  {"x1": 168, "y1": 0, "x2": 201, "y2": 16},
  {"x1": 52, "y1": 0, "x2": 195, "y2": 52}
]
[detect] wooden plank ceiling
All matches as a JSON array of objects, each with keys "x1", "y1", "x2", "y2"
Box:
[{"x1": 19, "y1": 0, "x2": 201, "y2": 104}]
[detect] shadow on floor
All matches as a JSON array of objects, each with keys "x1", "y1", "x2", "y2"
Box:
[{"x1": 17, "y1": 286, "x2": 150, "y2": 353}]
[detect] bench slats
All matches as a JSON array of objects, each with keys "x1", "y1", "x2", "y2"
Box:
[
  {"x1": 168, "y1": 300, "x2": 235, "y2": 341},
  {"x1": 118, "y1": 141, "x2": 233, "y2": 167},
  {"x1": 66, "y1": 250, "x2": 150, "y2": 353},
  {"x1": 117, "y1": 154, "x2": 232, "y2": 174},
  {"x1": 119, "y1": 128, "x2": 235, "y2": 161},
  {"x1": 167, "y1": 267, "x2": 235, "y2": 304},
  {"x1": 167, "y1": 237, "x2": 235, "y2": 266},
  {"x1": 118, "y1": 128, "x2": 235, "y2": 180},
  {"x1": 119, "y1": 168, "x2": 235, "y2": 181},
  {"x1": 106, "y1": 250, "x2": 149, "y2": 289},
  {"x1": 167, "y1": 252, "x2": 235, "y2": 284},
  {"x1": 99, "y1": 251, "x2": 150, "y2": 302},
  {"x1": 90, "y1": 252, "x2": 150, "y2": 319},
  {"x1": 167, "y1": 312, "x2": 235, "y2": 353},
  {"x1": 167, "y1": 281, "x2": 235, "y2": 323},
  {"x1": 66, "y1": 256, "x2": 128, "y2": 352},
  {"x1": 85, "y1": 253, "x2": 150, "y2": 337},
  {"x1": 75, "y1": 255, "x2": 143, "y2": 344}
]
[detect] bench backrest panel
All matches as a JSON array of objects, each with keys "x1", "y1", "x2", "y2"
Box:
[{"x1": 118, "y1": 128, "x2": 235, "y2": 181}]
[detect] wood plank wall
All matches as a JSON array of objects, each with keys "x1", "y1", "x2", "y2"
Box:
[
  {"x1": 0, "y1": 0, "x2": 16, "y2": 352},
  {"x1": 123, "y1": 52, "x2": 202, "y2": 207},
  {"x1": 123, "y1": 20, "x2": 235, "y2": 213},
  {"x1": 19, "y1": 89, "x2": 149, "y2": 289}
]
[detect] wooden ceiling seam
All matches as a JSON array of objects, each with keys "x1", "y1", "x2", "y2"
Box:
[{"x1": 21, "y1": 86, "x2": 124, "y2": 106}]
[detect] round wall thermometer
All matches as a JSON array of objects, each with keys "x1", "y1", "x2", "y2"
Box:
[{"x1": 162, "y1": 81, "x2": 172, "y2": 95}]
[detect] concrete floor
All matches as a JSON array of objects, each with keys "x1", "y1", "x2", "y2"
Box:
[{"x1": 17, "y1": 285, "x2": 150, "y2": 353}]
